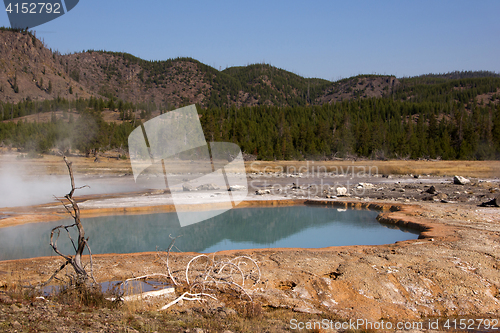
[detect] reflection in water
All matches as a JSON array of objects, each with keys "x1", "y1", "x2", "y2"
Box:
[{"x1": 0, "y1": 206, "x2": 419, "y2": 260}]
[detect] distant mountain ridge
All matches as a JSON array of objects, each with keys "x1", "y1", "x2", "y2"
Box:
[
  {"x1": 0, "y1": 28, "x2": 498, "y2": 108},
  {"x1": 1, "y1": 28, "x2": 499, "y2": 161},
  {"x1": 414, "y1": 71, "x2": 500, "y2": 80}
]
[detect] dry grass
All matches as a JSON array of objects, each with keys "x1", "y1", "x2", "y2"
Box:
[
  {"x1": 1, "y1": 109, "x2": 165, "y2": 125},
  {"x1": 0, "y1": 151, "x2": 132, "y2": 175},
  {"x1": 53, "y1": 283, "x2": 116, "y2": 309},
  {"x1": 1, "y1": 151, "x2": 499, "y2": 178},
  {"x1": 0, "y1": 272, "x2": 43, "y2": 305},
  {"x1": 0, "y1": 271, "x2": 24, "y2": 298},
  {"x1": 246, "y1": 160, "x2": 500, "y2": 178}
]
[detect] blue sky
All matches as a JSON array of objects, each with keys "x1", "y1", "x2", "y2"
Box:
[{"x1": 1, "y1": 0, "x2": 499, "y2": 80}]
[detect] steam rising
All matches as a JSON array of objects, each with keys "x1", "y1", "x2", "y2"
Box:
[{"x1": 0, "y1": 160, "x2": 140, "y2": 208}]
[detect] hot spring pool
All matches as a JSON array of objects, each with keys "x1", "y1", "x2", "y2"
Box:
[{"x1": 0, "y1": 205, "x2": 419, "y2": 260}]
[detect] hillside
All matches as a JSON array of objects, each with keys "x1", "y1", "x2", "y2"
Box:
[
  {"x1": 1, "y1": 29, "x2": 398, "y2": 108},
  {"x1": 61, "y1": 52, "x2": 336, "y2": 108},
  {"x1": 317, "y1": 75, "x2": 399, "y2": 104},
  {"x1": 2, "y1": 29, "x2": 499, "y2": 111},
  {"x1": 1, "y1": 28, "x2": 500, "y2": 161},
  {"x1": 62, "y1": 51, "x2": 209, "y2": 108},
  {"x1": 219, "y1": 64, "x2": 331, "y2": 107},
  {"x1": 0, "y1": 29, "x2": 94, "y2": 103}
]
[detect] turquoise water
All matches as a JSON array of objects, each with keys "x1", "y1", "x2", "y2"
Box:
[{"x1": 0, "y1": 206, "x2": 419, "y2": 260}]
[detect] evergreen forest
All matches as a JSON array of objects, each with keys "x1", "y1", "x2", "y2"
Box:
[{"x1": 1, "y1": 75, "x2": 499, "y2": 160}]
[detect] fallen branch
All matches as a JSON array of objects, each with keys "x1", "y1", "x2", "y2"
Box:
[
  {"x1": 158, "y1": 292, "x2": 217, "y2": 311},
  {"x1": 184, "y1": 254, "x2": 259, "y2": 302},
  {"x1": 123, "y1": 274, "x2": 171, "y2": 284},
  {"x1": 156, "y1": 234, "x2": 182, "y2": 286},
  {"x1": 185, "y1": 254, "x2": 213, "y2": 285},
  {"x1": 230, "y1": 256, "x2": 261, "y2": 286},
  {"x1": 124, "y1": 239, "x2": 261, "y2": 310}
]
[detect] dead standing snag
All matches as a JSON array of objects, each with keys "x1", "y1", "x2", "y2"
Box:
[{"x1": 45, "y1": 156, "x2": 94, "y2": 285}]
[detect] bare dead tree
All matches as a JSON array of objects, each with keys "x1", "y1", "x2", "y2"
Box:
[{"x1": 43, "y1": 156, "x2": 94, "y2": 286}]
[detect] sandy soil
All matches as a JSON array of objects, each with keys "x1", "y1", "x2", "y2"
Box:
[{"x1": 1, "y1": 155, "x2": 500, "y2": 332}]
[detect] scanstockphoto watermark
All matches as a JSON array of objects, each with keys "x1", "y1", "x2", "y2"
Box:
[
  {"x1": 249, "y1": 161, "x2": 380, "y2": 199},
  {"x1": 128, "y1": 105, "x2": 248, "y2": 227},
  {"x1": 250, "y1": 179, "x2": 372, "y2": 198},
  {"x1": 290, "y1": 318, "x2": 424, "y2": 331},
  {"x1": 249, "y1": 161, "x2": 379, "y2": 179},
  {"x1": 4, "y1": 0, "x2": 79, "y2": 29}
]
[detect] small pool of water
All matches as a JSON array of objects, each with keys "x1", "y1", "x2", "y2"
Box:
[
  {"x1": 0, "y1": 206, "x2": 419, "y2": 261},
  {"x1": 42, "y1": 279, "x2": 171, "y2": 297}
]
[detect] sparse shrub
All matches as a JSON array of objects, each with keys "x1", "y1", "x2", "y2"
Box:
[
  {"x1": 70, "y1": 69, "x2": 80, "y2": 82},
  {"x1": 53, "y1": 283, "x2": 120, "y2": 309},
  {"x1": 236, "y1": 301, "x2": 263, "y2": 318},
  {"x1": 27, "y1": 150, "x2": 44, "y2": 159}
]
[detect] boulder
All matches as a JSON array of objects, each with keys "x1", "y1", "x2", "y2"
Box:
[
  {"x1": 336, "y1": 187, "x2": 348, "y2": 196},
  {"x1": 434, "y1": 193, "x2": 448, "y2": 201},
  {"x1": 454, "y1": 175, "x2": 470, "y2": 185},
  {"x1": 479, "y1": 197, "x2": 500, "y2": 207},
  {"x1": 426, "y1": 186, "x2": 437, "y2": 194},
  {"x1": 255, "y1": 189, "x2": 271, "y2": 195},
  {"x1": 196, "y1": 183, "x2": 220, "y2": 191},
  {"x1": 182, "y1": 184, "x2": 195, "y2": 191}
]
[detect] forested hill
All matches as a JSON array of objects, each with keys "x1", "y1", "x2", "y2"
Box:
[
  {"x1": 2, "y1": 28, "x2": 497, "y2": 109},
  {"x1": 0, "y1": 28, "x2": 332, "y2": 107},
  {"x1": 1, "y1": 28, "x2": 500, "y2": 160},
  {"x1": 1, "y1": 74, "x2": 499, "y2": 161}
]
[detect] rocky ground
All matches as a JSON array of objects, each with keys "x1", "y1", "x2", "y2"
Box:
[{"x1": 0, "y1": 169, "x2": 499, "y2": 332}]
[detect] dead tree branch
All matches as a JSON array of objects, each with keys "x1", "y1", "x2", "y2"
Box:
[
  {"x1": 124, "y1": 237, "x2": 261, "y2": 310},
  {"x1": 156, "y1": 234, "x2": 182, "y2": 286},
  {"x1": 43, "y1": 156, "x2": 94, "y2": 286},
  {"x1": 184, "y1": 254, "x2": 259, "y2": 302},
  {"x1": 159, "y1": 292, "x2": 217, "y2": 311}
]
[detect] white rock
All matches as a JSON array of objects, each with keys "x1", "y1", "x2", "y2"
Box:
[
  {"x1": 255, "y1": 189, "x2": 271, "y2": 195},
  {"x1": 336, "y1": 186, "x2": 348, "y2": 196},
  {"x1": 357, "y1": 182, "x2": 375, "y2": 189},
  {"x1": 196, "y1": 183, "x2": 220, "y2": 191},
  {"x1": 182, "y1": 184, "x2": 195, "y2": 191},
  {"x1": 453, "y1": 175, "x2": 470, "y2": 185},
  {"x1": 228, "y1": 185, "x2": 247, "y2": 191}
]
